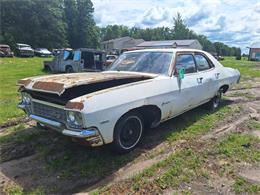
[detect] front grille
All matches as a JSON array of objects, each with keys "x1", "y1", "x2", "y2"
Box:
[{"x1": 32, "y1": 101, "x2": 66, "y2": 123}]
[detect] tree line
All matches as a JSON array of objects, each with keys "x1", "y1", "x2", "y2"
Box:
[
  {"x1": 0, "y1": 1, "x2": 241, "y2": 57},
  {"x1": 0, "y1": 0, "x2": 98, "y2": 49},
  {"x1": 100, "y1": 14, "x2": 241, "y2": 57}
]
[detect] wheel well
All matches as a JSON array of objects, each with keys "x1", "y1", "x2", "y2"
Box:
[
  {"x1": 44, "y1": 65, "x2": 51, "y2": 72},
  {"x1": 66, "y1": 65, "x2": 72, "y2": 69},
  {"x1": 220, "y1": 85, "x2": 229, "y2": 93},
  {"x1": 128, "y1": 105, "x2": 162, "y2": 128}
]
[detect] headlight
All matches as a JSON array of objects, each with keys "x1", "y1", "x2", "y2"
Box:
[
  {"x1": 21, "y1": 92, "x2": 31, "y2": 105},
  {"x1": 66, "y1": 111, "x2": 83, "y2": 129}
]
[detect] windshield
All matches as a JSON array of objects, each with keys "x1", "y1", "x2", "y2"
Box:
[{"x1": 109, "y1": 51, "x2": 173, "y2": 75}]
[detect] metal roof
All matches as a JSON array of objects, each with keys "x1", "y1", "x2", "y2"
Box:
[
  {"x1": 250, "y1": 42, "x2": 260, "y2": 48},
  {"x1": 137, "y1": 39, "x2": 198, "y2": 47},
  {"x1": 101, "y1": 36, "x2": 132, "y2": 44}
]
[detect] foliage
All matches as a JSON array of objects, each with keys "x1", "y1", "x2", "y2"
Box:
[
  {"x1": 64, "y1": 0, "x2": 99, "y2": 48},
  {"x1": 0, "y1": 0, "x2": 98, "y2": 49},
  {"x1": 99, "y1": 13, "x2": 239, "y2": 55},
  {"x1": 1, "y1": 0, "x2": 68, "y2": 49}
]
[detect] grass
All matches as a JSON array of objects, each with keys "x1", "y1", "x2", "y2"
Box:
[
  {"x1": 0, "y1": 124, "x2": 45, "y2": 144},
  {"x1": 0, "y1": 57, "x2": 50, "y2": 125},
  {"x1": 247, "y1": 119, "x2": 260, "y2": 130},
  {"x1": 97, "y1": 132, "x2": 260, "y2": 194},
  {"x1": 94, "y1": 105, "x2": 236, "y2": 194},
  {"x1": 165, "y1": 104, "x2": 236, "y2": 143},
  {"x1": 221, "y1": 57, "x2": 260, "y2": 78},
  {"x1": 233, "y1": 177, "x2": 260, "y2": 194},
  {"x1": 216, "y1": 133, "x2": 260, "y2": 163},
  {"x1": 5, "y1": 184, "x2": 45, "y2": 195}
]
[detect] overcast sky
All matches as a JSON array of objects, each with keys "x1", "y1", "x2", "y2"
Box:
[{"x1": 92, "y1": 0, "x2": 260, "y2": 54}]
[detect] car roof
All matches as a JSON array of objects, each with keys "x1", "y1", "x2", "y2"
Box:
[
  {"x1": 76, "y1": 48, "x2": 106, "y2": 53},
  {"x1": 0, "y1": 44, "x2": 10, "y2": 47},
  {"x1": 124, "y1": 48, "x2": 206, "y2": 54},
  {"x1": 17, "y1": 43, "x2": 30, "y2": 46}
]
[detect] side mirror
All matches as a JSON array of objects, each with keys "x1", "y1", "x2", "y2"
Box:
[{"x1": 176, "y1": 68, "x2": 185, "y2": 80}]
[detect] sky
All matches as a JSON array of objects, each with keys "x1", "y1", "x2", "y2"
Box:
[{"x1": 92, "y1": 0, "x2": 260, "y2": 54}]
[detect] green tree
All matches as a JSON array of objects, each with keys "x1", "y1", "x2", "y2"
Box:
[
  {"x1": 64, "y1": 0, "x2": 98, "y2": 48},
  {"x1": 1, "y1": 0, "x2": 68, "y2": 49}
]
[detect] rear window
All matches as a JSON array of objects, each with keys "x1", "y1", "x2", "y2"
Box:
[{"x1": 195, "y1": 54, "x2": 211, "y2": 71}]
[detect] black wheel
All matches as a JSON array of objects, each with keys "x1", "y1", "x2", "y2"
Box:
[
  {"x1": 66, "y1": 66, "x2": 73, "y2": 73},
  {"x1": 112, "y1": 112, "x2": 143, "y2": 153},
  {"x1": 44, "y1": 65, "x2": 51, "y2": 72},
  {"x1": 206, "y1": 90, "x2": 222, "y2": 111}
]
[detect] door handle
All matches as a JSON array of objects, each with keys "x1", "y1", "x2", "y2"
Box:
[
  {"x1": 215, "y1": 73, "x2": 220, "y2": 79},
  {"x1": 197, "y1": 77, "x2": 203, "y2": 84}
]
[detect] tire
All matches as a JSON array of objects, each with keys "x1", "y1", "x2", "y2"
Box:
[
  {"x1": 206, "y1": 90, "x2": 222, "y2": 111},
  {"x1": 44, "y1": 65, "x2": 51, "y2": 72},
  {"x1": 66, "y1": 66, "x2": 73, "y2": 73},
  {"x1": 112, "y1": 111, "x2": 144, "y2": 153}
]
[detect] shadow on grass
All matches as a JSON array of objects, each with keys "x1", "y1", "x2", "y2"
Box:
[{"x1": 0, "y1": 99, "x2": 233, "y2": 194}]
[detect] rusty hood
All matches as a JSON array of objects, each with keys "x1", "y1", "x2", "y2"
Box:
[{"x1": 17, "y1": 71, "x2": 156, "y2": 95}]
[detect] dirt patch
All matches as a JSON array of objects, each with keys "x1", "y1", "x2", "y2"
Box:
[
  {"x1": 249, "y1": 130, "x2": 260, "y2": 139},
  {"x1": 0, "y1": 117, "x2": 30, "y2": 130},
  {"x1": 239, "y1": 166, "x2": 260, "y2": 184}
]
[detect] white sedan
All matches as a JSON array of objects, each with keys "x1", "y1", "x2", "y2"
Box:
[{"x1": 17, "y1": 49, "x2": 240, "y2": 153}]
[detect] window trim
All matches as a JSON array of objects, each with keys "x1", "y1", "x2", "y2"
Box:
[
  {"x1": 171, "y1": 51, "x2": 215, "y2": 76},
  {"x1": 173, "y1": 52, "x2": 198, "y2": 76}
]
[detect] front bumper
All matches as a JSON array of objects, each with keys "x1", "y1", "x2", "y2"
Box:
[{"x1": 18, "y1": 104, "x2": 104, "y2": 146}]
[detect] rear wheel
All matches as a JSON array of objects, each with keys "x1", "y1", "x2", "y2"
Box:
[
  {"x1": 112, "y1": 112, "x2": 143, "y2": 153},
  {"x1": 206, "y1": 90, "x2": 222, "y2": 111}
]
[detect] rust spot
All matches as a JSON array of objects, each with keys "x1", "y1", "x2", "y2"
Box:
[
  {"x1": 32, "y1": 81, "x2": 64, "y2": 93},
  {"x1": 65, "y1": 101, "x2": 84, "y2": 110},
  {"x1": 17, "y1": 79, "x2": 31, "y2": 86}
]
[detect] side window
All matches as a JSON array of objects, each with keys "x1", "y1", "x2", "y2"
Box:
[
  {"x1": 195, "y1": 54, "x2": 211, "y2": 71},
  {"x1": 94, "y1": 54, "x2": 102, "y2": 62},
  {"x1": 176, "y1": 54, "x2": 196, "y2": 74}
]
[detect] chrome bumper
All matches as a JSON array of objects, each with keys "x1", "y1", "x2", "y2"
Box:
[{"x1": 18, "y1": 104, "x2": 104, "y2": 146}]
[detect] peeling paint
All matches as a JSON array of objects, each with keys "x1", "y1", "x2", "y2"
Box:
[
  {"x1": 17, "y1": 79, "x2": 31, "y2": 87},
  {"x1": 32, "y1": 81, "x2": 65, "y2": 94},
  {"x1": 18, "y1": 72, "x2": 156, "y2": 95},
  {"x1": 65, "y1": 101, "x2": 84, "y2": 110}
]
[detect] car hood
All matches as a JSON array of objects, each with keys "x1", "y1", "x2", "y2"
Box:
[{"x1": 17, "y1": 71, "x2": 157, "y2": 96}]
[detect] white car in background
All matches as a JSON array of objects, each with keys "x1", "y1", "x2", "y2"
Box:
[
  {"x1": 34, "y1": 48, "x2": 52, "y2": 57},
  {"x1": 17, "y1": 49, "x2": 240, "y2": 153}
]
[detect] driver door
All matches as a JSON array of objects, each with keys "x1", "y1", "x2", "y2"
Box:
[{"x1": 168, "y1": 53, "x2": 203, "y2": 116}]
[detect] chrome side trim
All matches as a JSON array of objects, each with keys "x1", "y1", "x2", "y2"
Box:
[{"x1": 30, "y1": 114, "x2": 62, "y2": 127}]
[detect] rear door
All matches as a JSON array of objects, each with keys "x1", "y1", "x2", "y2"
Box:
[{"x1": 194, "y1": 53, "x2": 218, "y2": 102}]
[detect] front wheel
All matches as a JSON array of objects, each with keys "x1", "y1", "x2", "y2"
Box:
[
  {"x1": 206, "y1": 90, "x2": 222, "y2": 111},
  {"x1": 112, "y1": 112, "x2": 144, "y2": 153},
  {"x1": 66, "y1": 66, "x2": 73, "y2": 73}
]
